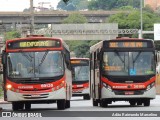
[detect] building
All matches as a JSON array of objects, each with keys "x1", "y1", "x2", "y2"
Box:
[{"x1": 144, "y1": 0, "x2": 160, "y2": 10}]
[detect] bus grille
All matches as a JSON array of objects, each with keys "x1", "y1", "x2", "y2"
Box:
[
  {"x1": 113, "y1": 90, "x2": 144, "y2": 95},
  {"x1": 23, "y1": 93, "x2": 49, "y2": 99}
]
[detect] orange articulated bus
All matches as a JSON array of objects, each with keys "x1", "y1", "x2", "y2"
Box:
[
  {"x1": 90, "y1": 37, "x2": 156, "y2": 107},
  {"x1": 1, "y1": 35, "x2": 72, "y2": 110},
  {"x1": 71, "y1": 58, "x2": 90, "y2": 100}
]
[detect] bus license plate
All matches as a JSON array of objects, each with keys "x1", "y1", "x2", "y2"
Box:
[
  {"x1": 31, "y1": 94, "x2": 40, "y2": 97},
  {"x1": 77, "y1": 85, "x2": 83, "y2": 87},
  {"x1": 125, "y1": 91, "x2": 134, "y2": 95}
]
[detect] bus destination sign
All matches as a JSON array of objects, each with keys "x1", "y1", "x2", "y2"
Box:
[
  {"x1": 109, "y1": 42, "x2": 148, "y2": 48},
  {"x1": 71, "y1": 60, "x2": 89, "y2": 64},
  {"x1": 7, "y1": 40, "x2": 61, "y2": 49}
]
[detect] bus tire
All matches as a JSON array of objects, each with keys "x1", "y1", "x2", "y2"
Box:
[
  {"x1": 57, "y1": 100, "x2": 66, "y2": 110},
  {"x1": 83, "y1": 94, "x2": 90, "y2": 100},
  {"x1": 93, "y1": 99, "x2": 98, "y2": 106},
  {"x1": 12, "y1": 102, "x2": 24, "y2": 110},
  {"x1": 65, "y1": 100, "x2": 70, "y2": 108},
  {"x1": 129, "y1": 101, "x2": 136, "y2": 106},
  {"x1": 143, "y1": 99, "x2": 150, "y2": 106},
  {"x1": 100, "y1": 100, "x2": 108, "y2": 108},
  {"x1": 137, "y1": 101, "x2": 142, "y2": 106},
  {"x1": 12, "y1": 102, "x2": 18, "y2": 111},
  {"x1": 25, "y1": 103, "x2": 31, "y2": 110}
]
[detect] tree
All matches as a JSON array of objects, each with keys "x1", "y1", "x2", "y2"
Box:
[
  {"x1": 88, "y1": 0, "x2": 140, "y2": 10},
  {"x1": 74, "y1": 42, "x2": 90, "y2": 57},
  {"x1": 63, "y1": 0, "x2": 70, "y2": 4},
  {"x1": 62, "y1": 13, "x2": 87, "y2": 23},
  {"x1": 108, "y1": 9, "x2": 160, "y2": 39},
  {"x1": 57, "y1": 0, "x2": 88, "y2": 11},
  {"x1": 5, "y1": 31, "x2": 21, "y2": 41}
]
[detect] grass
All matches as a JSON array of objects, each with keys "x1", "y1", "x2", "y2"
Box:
[
  {"x1": 0, "y1": 75, "x2": 3, "y2": 99},
  {"x1": 0, "y1": 86, "x2": 3, "y2": 98}
]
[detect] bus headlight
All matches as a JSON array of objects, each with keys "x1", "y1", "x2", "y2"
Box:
[
  {"x1": 146, "y1": 82, "x2": 155, "y2": 91},
  {"x1": 102, "y1": 82, "x2": 112, "y2": 91},
  {"x1": 6, "y1": 84, "x2": 12, "y2": 90}
]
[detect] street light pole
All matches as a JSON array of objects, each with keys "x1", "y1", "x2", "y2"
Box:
[
  {"x1": 30, "y1": 0, "x2": 34, "y2": 34},
  {"x1": 140, "y1": 0, "x2": 143, "y2": 38}
]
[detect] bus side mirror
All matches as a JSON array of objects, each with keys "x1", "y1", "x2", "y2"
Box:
[
  {"x1": 2, "y1": 50, "x2": 6, "y2": 65},
  {"x1": 64, "y1": 53, "x2": 71, "y2": 70},
  {"x1": 97, "y1": 52, "x2": 101, "y2": 60},
  {"x1": 90, "y1": 60, "x2": 93, "y2": 70}
]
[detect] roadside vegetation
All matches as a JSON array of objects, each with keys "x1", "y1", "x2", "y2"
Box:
[{"x1": 4, "y1": 0, "x2": 160, "y2": 57}]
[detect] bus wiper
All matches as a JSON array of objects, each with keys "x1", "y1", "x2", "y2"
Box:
[
  {"x1": 114, "y1": 50, "x2": 125, "y2": 63},
  {"x1": 133, "y1": 51, "x2": 141, "y2": 64},
  {"x1": 20, "y1": 52, "x2": 32, "y2": 62},
  {"x1": 38, "y1": 51, "x2": 49, "y2": 67}
]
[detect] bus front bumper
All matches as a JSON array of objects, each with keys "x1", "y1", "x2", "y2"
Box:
[
  {"x1": 6, "y1": 87, "x2": 66, "y2": 102},
  {"x1": 101, "y1": 86, "x2": 156, "y2": 99}
]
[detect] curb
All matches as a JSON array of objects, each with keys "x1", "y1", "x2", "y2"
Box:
[
  {"x1": 0, "y1": 101, "x2": 10, "y2": 104},
  {"x1": 0, "y1": 99, "x2": 10, "y2": 104}
]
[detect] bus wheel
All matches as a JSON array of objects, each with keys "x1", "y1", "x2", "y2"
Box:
[
  {"x1": 129, "y1": 101, "x2": 136, "y2": 106},
  {"x1": 137, "y1": 101, "x2": 142, "y2": 106},
  {"x1": 100, "y1": 100, "x2": 108, "y2": 108},
  {"x1": 93, "y1": 99, "x2": 98, "y2": 106},
  {"x1": 143, "y1": 99, "x2": 150, "y2": 106},
  {"x1": 12, "y1": 102, "x2": 18, "y2": 111},
  {"x1": 12, "y1": 102, "x2": 24, "y2": 111},
  {"x1": 57, "y1": 100, "x2": 66, "y2": 110},
  {"x1": 65, "y1": 100, "x2": 70, "y2": 108},
  {"x1": 83, "y1": 95, "x2": 90, "y2": 100},
  {"x1": 25, "y1": 103, "x2": 31, "y2": 110},
  {"x1": 19, "y1": 103, "x2": 24, "y2": 110}
]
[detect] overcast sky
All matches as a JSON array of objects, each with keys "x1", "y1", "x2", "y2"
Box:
[{"x1": 0, "y1": 0, "x2": 60, "y2": 11}]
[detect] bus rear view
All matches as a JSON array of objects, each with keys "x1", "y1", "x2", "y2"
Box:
[{"x1": 71, "y1": 58, "x2": 90, "y2": 100}]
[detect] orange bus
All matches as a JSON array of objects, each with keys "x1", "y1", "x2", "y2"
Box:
[
  {"x1": 90, "y1": 37, "x2": 156, "y2": 107},
  {"x1": 1, "y1": 35, "x2": 72, "y2": 110},
  {"x1": 71, "y1": 58, "x2": 90, "y2": 100}
]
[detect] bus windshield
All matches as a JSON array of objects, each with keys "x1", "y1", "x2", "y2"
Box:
[
  {"x1": 7, "y1": 51, "x2": 64, "y2": 78},
  {"x1": 102, "y1": 51, "x2": 155, "y2": 76},
  {"x1": 72, "y1": 66, "x2": 89, "y2": 81}
]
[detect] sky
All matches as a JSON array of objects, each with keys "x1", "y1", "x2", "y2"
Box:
[{"x1": 0, "y1": 0, "x2": 60, "y2": 11}]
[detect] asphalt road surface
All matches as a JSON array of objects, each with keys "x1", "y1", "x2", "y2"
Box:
[{"x1": 0, "y1": 96, "x2": 160, "y2": 120}]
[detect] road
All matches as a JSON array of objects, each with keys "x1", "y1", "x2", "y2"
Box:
[{"x1": 0, "y1": 96, "x2": 160, "y2": 120}]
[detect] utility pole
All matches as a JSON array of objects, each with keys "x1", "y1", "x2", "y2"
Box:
[
  {"x1": 140, "y1": 0, "x2": 143, "y2": 38},
  {"x1": 30, "y1": 0, "x2": 34, "y2": 34}
]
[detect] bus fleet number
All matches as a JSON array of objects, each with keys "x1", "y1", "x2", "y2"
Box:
[{"x1": 41, "y1": 84, "x2": 53, "y2": 88}]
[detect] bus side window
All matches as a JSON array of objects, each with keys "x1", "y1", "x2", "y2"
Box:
[
  {"x1": 64, "y1": 49, "x2": 71, "y2": 70},
  {"x1": 95, "y1": 52, "x2": 99, "y2": 69},
  {"x1": 90, "y1": 53, "x2": 93, "y2": 70}
]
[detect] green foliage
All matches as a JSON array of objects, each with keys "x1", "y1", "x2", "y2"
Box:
[
  {"x1": 0, "y1": 76, "x2": 2, "y2": 98},
  {"x1": 0, "y1": 87, "x2": 2, "y2": 98},
  {"x1": 57, "y1": 0, "x2": 88, "y2": 11},
  {"x1": 108, "y1": 9, "x2": 160, "y2": 39},
  {"x1": 88, "y1": 0, "x2": 140, "y2": 10},
  {"x1": 63, "y1": 0, "x2": 70, "y2": 4},
  {"x1": 5, "y1": 31, "x2": 21, "y2": 41},
  {"x1": 74, "y1": 41, "x2": 90, "y2": 57},
  {"x1": 62, "y1": 13, "x2": 87, "y2": 23},
  {"x1": 118, "y1": 6, "x2": 134, "y2": 10},
  {"x1": 66, "y1": 40, "x2": 100, "y2": 58}
]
